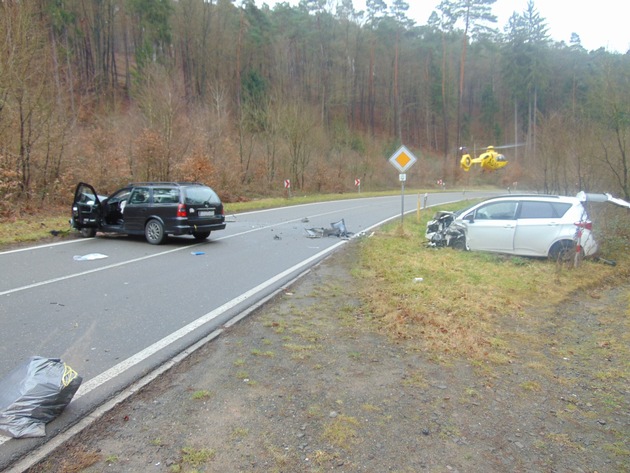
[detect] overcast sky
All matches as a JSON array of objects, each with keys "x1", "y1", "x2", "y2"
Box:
[{"x1": 259, "y1": 0, "x2": 629, "y2": 53}]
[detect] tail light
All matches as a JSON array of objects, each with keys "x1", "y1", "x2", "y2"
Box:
[
  {"x1": 177, "y1": 204, "x2": 187, "y2": 218},
  {"x1": 574, "y1": 221, "x2": 592, "y2": 231}
]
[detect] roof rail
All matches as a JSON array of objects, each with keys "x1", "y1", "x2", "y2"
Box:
[{"x1": 128, "y1": 181, "x2": 202, "y2": 186}]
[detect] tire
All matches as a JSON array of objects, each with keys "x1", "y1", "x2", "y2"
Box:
[
  {"x1": 192, "y1": 231, "x2": 210, "y2": 241},
  {"x1": 549, "y1": 240, "x2": 574, "y2": 262},
  {"x1": 145, "y1": 219, "x2": 166, "y2": 245},
  {"x1": 451, "y1": 238, "x2": 467, "y2": 251},
  {"x1": 80, "y1": 227, "x2": 97, "y2": 238}
]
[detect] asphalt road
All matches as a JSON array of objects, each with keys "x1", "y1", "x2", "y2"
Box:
[{"x1": 0, "y1": 190, "x2": 496, "y2": 468}]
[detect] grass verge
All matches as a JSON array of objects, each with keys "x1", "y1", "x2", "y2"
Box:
[{"x1": 355, "y1": 203, "x2": 630, "y2": 362}]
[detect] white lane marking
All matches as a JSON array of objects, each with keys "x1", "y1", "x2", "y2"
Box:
[
  {"x1": 0, "y1": 246, "x2": 190, "y2": 297},
  {"x1": 0, "y1": 196, "x2": 470, "y2": 296},
  {"x1": 72, "y1": 237, "x2": 348, "y2": 399},
  {"x1": 213, "y1": 204, "x2": 370, "y2": 240},
  {"x1": 73, "y1": 209, "x2": 419, "y2": 399},
  {"x1": 0, "y1": 204, "x2": 376, "y2": 296},
  {"x1": 0, "y1": 238, "x2": 92, "y2": 255},
  {"x1": 232, "y1": 194, "x2": 401, "y2": 217},
  {"x1": 1, "y1": 196, "x2": 469, "y2": 297}
]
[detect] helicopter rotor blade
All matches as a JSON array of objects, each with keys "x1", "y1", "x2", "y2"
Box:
[{"x1": 492, "y1": 143, "x2": 525, "y2": 150}]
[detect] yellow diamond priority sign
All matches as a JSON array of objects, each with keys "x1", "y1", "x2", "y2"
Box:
[{"x1": 389, "y1": 145, "x2": 417, "y2": 173}]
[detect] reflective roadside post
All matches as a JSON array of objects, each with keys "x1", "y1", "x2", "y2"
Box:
[
  {"x1": 388, "y1": 145, "x2": 418, "y2": 226},
  {"x1": 399, "y1": 173, "x2": 406, "y2": 224}
]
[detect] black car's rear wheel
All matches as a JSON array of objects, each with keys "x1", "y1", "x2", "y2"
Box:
[
  {"x1": 145, "y1": 219, "x2": 166, "y2": 245},
  {"x1": 80, "y1": 227, "x2": 97, "y2": 238},
  {"x1": 192, "y1": 231, "x2": 210, "y2": 241}
]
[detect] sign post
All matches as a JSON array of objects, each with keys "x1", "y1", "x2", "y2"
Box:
[
  {"x1": 355, "y1": 178, "x2": 361, "y2": 193},
  {"x1": 284, "y1": 179, "x2": 291, "y2": 198},
  {"x1": 388, "y1": 145, "x2": 417, "y2": 225}
]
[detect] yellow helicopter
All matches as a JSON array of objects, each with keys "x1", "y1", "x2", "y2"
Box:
[{"x1": 459, "y1": 145, "x2": 508, "y2": 172}]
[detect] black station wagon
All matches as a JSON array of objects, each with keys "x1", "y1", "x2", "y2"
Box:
[{"x1": 71, "y1": 182, "x2": 226, "y2": 244}]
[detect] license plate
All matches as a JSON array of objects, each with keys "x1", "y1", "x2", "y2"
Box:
[{"x1": 198, "y1": 210, "x2": 215, "y2": 217}]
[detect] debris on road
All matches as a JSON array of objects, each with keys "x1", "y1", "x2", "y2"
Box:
[
  {"x1": 305, "y1": 219, "x2": 352, "y2": 239},
  {"x1": 73, "y1": 253, "x2": 108, "y2": 261},
  {"x1": 0, "y1": 357, "x2": 82, "y2": 438}
]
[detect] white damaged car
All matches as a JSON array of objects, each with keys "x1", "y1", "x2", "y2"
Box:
[{"x1": 426, "y1": 193, "x2": 629, "y2": 259}]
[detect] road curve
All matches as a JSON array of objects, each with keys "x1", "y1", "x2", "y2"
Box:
[{"x1": 0, "y1": 191, "x2": 497, "y2": 469}]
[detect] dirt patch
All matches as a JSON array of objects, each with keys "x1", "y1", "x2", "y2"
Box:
[{"x1": 27, "y1": 245, "x2": 629, "y2": 473}]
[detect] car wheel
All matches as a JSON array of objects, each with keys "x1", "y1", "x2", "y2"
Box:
[
  {"x1": 451, "y1": 238, "x2": 467, "y2": 251},
  {"x1": 80, "y1": 227, "x2": 97, "y2": 238},
  {"x1": 549, "y1": 240, "x2": 575, "y2": 261},
  {"x1": 145, "y1": 219, "x2": 166, "y2": 245},
  {"x1": 192, "y1": 231, "x2": 210, "y2": 241}
]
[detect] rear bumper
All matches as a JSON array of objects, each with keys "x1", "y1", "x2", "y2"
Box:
[
  {"x1": 580, "y1": 236, "x2": 598, "y2": 256},
  {"x1": 171, "y1": 222, "x2": 226, "y2": 235}
]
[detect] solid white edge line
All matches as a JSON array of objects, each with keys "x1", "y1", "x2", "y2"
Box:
[
  {"x1": 0, "y1": 238, "x2": 91, "y2": 256},
  {"x1": 71, "y1": 205, "x2": 437, "y2": 400},
  {"x1": 3, "y1": 329, "x2": 224, "y2": 473},
  {"x1": 72, "y1": 238, "x2": 349, "y2": 399}
]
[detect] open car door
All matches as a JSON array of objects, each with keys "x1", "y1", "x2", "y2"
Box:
[{"x1": 71, "y1": 182, "x2": 102, "y2": 236}]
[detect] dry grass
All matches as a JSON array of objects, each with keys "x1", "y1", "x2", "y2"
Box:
[
  {"x1": 356, "y1": 206, "x2": 630, "y2": 362},
  {"x1": 321, "y1": 415, "x2": 360, "y2": 449},
  {"x1": 0, "y1": 212, "x2": 71, "y2": 247},
  {"x1": 34, "y1": 449, "x2": 101, "y2": 473}
]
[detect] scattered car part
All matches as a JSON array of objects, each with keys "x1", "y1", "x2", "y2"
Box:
[
  {"x1": 305, "y1": 219, "x2": 352, "y2": 239},
  {"x1": 73, "y1": 253, "x2": 108, "y2": 261}
]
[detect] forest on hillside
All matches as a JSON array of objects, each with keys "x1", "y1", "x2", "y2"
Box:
[{"x1": 0, "y1": 0, "x2": 629, "y2": 216}]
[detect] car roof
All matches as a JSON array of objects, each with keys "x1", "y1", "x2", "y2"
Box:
[
  {"x1": 127, "y1": 182, "x2": 206, "y2": 187},
  {"x1": 482, "y1": 194, "x2": 579, "y2": 202}
]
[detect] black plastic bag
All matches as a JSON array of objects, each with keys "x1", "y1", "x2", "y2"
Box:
[{"x1": 0, "y1": 357, "x2": 82, "y2": 438}]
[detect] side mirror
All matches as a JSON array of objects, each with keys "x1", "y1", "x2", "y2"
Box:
[{"x1": 464, "y1": 212, "x2": 474, "y2": 223}]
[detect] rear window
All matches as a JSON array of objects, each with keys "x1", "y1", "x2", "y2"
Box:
[
  {"x1": 184, "y1": 186, "x2": 221, "y2": 205},
  {"x1": 519, "y1": 201, "x2": 571, "y2": 219}
]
